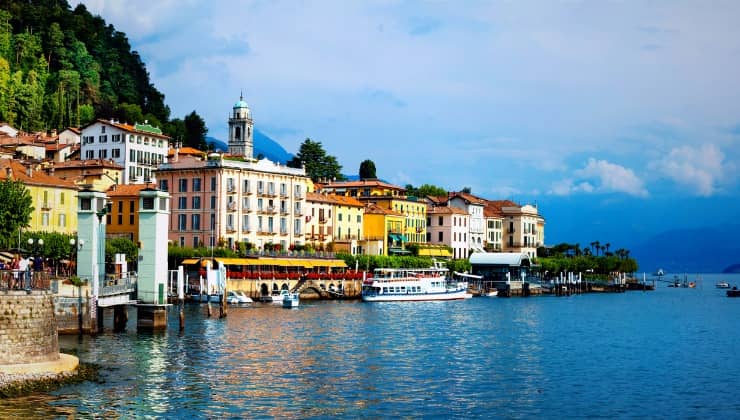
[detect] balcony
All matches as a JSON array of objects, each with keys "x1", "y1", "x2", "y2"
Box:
[
  {"x1": 257, "y1": 188, "x2": 265, "y2": 195},
  {"x1": 294, "y1": 230, "x2": 303, "y2": 237},
  {"x1": 318, "y1": 217, "x2": 328, "y2": 224},
  {"x1": 280, "y1": 190, "x2": 289, "y2": 198},
  {"x1": 243, "y1": 188, "x2": 252, "y2": 195},
  {"x1": 266, "y1": 190, "x2": 277, "y2": 197},
  {"x1": 294, "y1": 208, "x2": 304, "y2": 216},
  {"x1": 295, "y1": 191, "x2": 304, "y2": 200},
  {"x1": 226, "y1": 225, "x2": 236, "y2": 233},
  {"x1": 242, "y1": 226, "x2": 252, "y2": 233},
  {"x1": 280, "y1": 228, "x2": 288, "y2": 235},
  {"x1": 227, "y1": 185, "x2": 236, "y2": 193},
  {"x1": 227, "y1": 202, "x2": 237, "y2": 211},
  {"x1": 280, "y1": 208, "x2": 289, "y2": 215}
]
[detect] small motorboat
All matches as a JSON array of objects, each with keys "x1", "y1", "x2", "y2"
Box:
[
  {"x1": 716, "y1": 281, "x2": 730, "y2": 289},
  {"x1": 727, "y1": 287, "x2": 740, "y2": 297},
  {"x1": 282, "y1": 291, "x2": 300, "y2": 308},
  {"x1": 226, "y1": 290, "x2": 253, "y2": 304}
]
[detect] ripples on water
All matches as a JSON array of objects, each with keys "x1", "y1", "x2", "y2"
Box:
[{"x1": 2, "y1": 274, "x2": 740, "y2": 418}]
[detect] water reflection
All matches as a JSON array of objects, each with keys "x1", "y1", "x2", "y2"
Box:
[{"x1": 2, "y1": 276, "x2": 740, "y2": 418}]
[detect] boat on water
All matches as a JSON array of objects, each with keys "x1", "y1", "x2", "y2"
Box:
[
  {"x1": 282, "y1": 291, "x2": 300, "y2": 308},
  {"x1": 727, "y1": 287, "x2": 740, "y2": 297},
  {"x1": 362, "y1": 265, "x2": 471, "y2": 302},
  {"x1": 716, "y1": 281, "x2": 730, "y2": 289},
  {"x1": 226, "y1": 290, "x2": 253, "y2": 304}
]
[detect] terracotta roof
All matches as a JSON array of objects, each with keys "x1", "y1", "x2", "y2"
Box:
[
  {"x1": 322, "y1": 179, "x2": 405, "y2": 191},
  {"x1": 364, "y1": 203, "x2": 403, "y2": 216},
  {"x1": 85, "y1": 119, "x2": 170, "y2": 139},
  {"x1": 107, "y1": 183, "x2": 157, "y2": 197},
  {"x1": 52, "y1": 159, "x2": 124, "y2": 170},
  {"x1": 448, "y1": 191, "x2": 487, "y2": 205},
  {"x1": 426, "y1": 195, "x2": 448, "y2": 205},
  {"x1": 427, "y1": 205, "x2": 468, "y2": 215},
  {"x1": 168, "y1": 146, "x2": 206, "y2": 157},
  {"x1": 306, "y1": 192, "x2": 363, "y2": 207},
  {"x1": 0, "y1": 160, "x2": 79, "y2": 189}
]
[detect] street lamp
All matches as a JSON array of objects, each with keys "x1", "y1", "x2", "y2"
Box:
[
  {"x1": 69, "y1": 238, "x2": 83, "y2": 276},
  {"x1": 26, "y1": 238, "x2": 44, "y2": 290}
]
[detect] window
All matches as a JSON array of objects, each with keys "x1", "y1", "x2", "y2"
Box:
[
  {"x1": 210, "y1": 177, "x2": 216, "y2": 191},
  {"x1": 338, "y1": 213, "x2": 343, "y2": 222},
  {"x1": 357, "y1": 214, "x2": 361, "y2": 223},
  {"x1": 98, "y1": 149, "x2": 107, "y2": 159},
  {"x1": 179, "y1": 179, "x2": 188, "y2": 192},
  {"x1": 117, "y1": 214, "x2": 122, "y2": 225},
  {"x1": 159, "y1": 179, "x2": 169, "y2": 191},
  {"x1": 193, "y1": 237, "x2": 200, "y2": 248},
  {"x1": 130, "y1": 150, "x2": 136, "y2": 161},
  {"x1": 59, "y1": 213, "x2": 66, "y2": 228},
  {"x1": 439, "y1": 216, "x2": 443, "y2": 226},
  {"x1": 193, "y1": 178, "x2": 201, "y2": 192},
  {"x1": 101, "y1": 126, "x2": 106, "y2": 133},
  {"x1": 192, "y1": 196, "x2": 201, "y2": 209},
  {"x1": 438, "y1": 232, "x2": 443, "y2": 241},
  {"x1": 129, "y1": 214, "x2": 134, "y2": 224},
  {"x1": 243, "y1": 179, "x2": 250, "y2": 192},
  {"x1": 112, "y1": 148, "x2": 120, "y2": 158},
  {"x1": 99, "y1": 135, "x2": 107, "y2": 143},
  {"x1": 42, "y1": 213, "x2": 49, "y2": 227},
  {"x1": 268, "y1": 217, "x2": 274, "y2": 233},
  {"x1": 294, "y1": 218, "x2": 301, "y2": 234},
  {"x1": 178, "y1": 197, "x2": 187, "y2": 209},
  {"x1": 85, "y1": 150, "x2": 94, "y2": 159},
  {"x1": 210, "y1": 196, "x2": 216, "y2": 209},
  {"x1": 178, "y1": 214, "x2": 187, "y2": 230},
  {"x1": 129, "y1": 201, "x2": 135, "y2": 212},
  {"x1": 192, "y1": 214, "x2": 201, "y2": 230}
]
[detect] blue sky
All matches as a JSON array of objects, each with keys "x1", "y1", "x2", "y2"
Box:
[{"x1": 74, "y1": 1, "x2": 739, "y2": 251}]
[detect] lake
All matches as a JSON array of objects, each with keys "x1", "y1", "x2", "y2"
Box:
[{"x1": 2, "y1": 273, "x2": 740, "y2": 418}]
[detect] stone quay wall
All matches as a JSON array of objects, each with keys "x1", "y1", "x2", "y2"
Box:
[
  {"x1": 0, "y1": 290, "x2": 59, "y2": 364},
  {"x1": 54, "y1": 296, "x2": 92, "y2": 334}
]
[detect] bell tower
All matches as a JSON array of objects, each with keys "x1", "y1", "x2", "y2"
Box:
[{"x1": 228, "y1": 93, "x2": 254, "y2": 158}]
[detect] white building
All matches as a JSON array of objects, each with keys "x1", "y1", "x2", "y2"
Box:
[
  {"x1": 80, "y1": 119, "x2": 169, "y2": 184},
  {"x1": 448, "y1": 192, "x2": 486, "y2": 253}
]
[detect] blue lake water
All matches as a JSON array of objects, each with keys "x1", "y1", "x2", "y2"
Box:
[{"x1": 2, "y1": 273, "x2": 740, "y2": 418}]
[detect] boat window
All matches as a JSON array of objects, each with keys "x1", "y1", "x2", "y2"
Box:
[
  {"x1": 400, "y1": 287, "x2": 406, "y2": 292},
  {"x1": 382, "y1": 287, "x2": 387, "y2": 293}
]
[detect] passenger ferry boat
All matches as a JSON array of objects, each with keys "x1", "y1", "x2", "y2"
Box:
[{"x1": 361, "y1": 265, "x2": 471, "y2": 302}]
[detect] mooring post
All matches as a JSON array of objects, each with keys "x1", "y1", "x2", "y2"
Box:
[{"x1": 206, "y1": 300, "x2": 212, "y2": 317}]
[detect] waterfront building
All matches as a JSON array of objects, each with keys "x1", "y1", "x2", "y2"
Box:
[
  {"x1": 0, "y1": 122, "x2": 19, "y2": 137},
  {"x1": 320, "y1": 180, "x2": 427, "y2": 245},
  {"x1": 483, "y1": 203, "x2": 504, "y2": 252},
  {"x1": 0, "y1": 160, "x2": 79, "y2": 235},
  {"x1": 448, "y1": 191, "x2": 486, "y2": 253},
  {"x1": 156, "y1": 153, "x2": 309, "y2": 251},
  {"x1": 106, "y1": 183, "x2": 156, "y2": 244},
  {"x1": 487, "y1": 200, "x2": 544, "y2": 258},
  {"x1": 426, "y1": 205, "x2": 469, "y2": 259},
  {"x1": 362, "y1": 203, "x2": 405, "y2": 256},
  {"x1": 46, "y1": 159, "x2": 123, "y2": 192},
  {"x1": 80, "y1": 119, "x2": 170, "y2": 184},
  {"x1": 305, "y1": 192, "x2": 335, "y2": 249}
]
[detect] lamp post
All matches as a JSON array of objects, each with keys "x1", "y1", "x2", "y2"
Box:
[{"x1": 26, "y1": 237, "x2": 43, "y2": 290}]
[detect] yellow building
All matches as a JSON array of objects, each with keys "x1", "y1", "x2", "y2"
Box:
[
  {"x1": 48, "y1": 159, "x2": 124, "y2": 192},
  {"x1": 305, "y1": 192, "x2": 364, "y2": 254},
  {"x1": 321, "y1": 180, "x2": 426, "y2": 246},
  {"x1": 362, "y1": 203, "x2": 405, "y2": 256},
  {"x1": 0, "y1": 160, "x2": 79, "y2": 235}
]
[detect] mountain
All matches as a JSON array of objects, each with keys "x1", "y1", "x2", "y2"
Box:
[
  {"x1": 630, "y1": 224, "x2": 740, "y2": 273},
  {"x1": 206, "y1": 129, "x2": 293, "y2": 163}
]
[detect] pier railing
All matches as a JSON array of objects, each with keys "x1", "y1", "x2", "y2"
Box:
[
  {"x1": 0, "y1": 269, "x2": 53, "y2": 291},
  {"x1": 99, "y1": 271, "x2": 138, "y2": 297}
]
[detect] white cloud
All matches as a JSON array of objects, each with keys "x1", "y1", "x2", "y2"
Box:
[
  {"x1": 651, "y1": 144, "x2": 734, "y2": 196},
  {"x1": 549, "y1": 159, "x2": 648, "y2": 197}
]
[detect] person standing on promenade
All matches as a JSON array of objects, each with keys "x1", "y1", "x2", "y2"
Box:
[{"x1": 18, "y1": 255, "x2": 29, "y2": 290}]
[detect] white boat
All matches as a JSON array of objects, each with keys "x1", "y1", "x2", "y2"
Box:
[
  {"x1": 266, "y1": 290, "x2": 288, "y2": 304},
  {"x1": 192, "y1": 293, "x2": 223, "y2": 303},
  {"x1": 485, "y1": 289, "x2": 499, "y2": 297},
  {"x1": 716, "y1": 281, "x2": 730, "y2": 289},
  {"x1": 282, "y1": 291, "x2": 300, "y2": 308},
  {"x1": 226, "y1": 290, "x2": 253, "y2": 304},
  {"x1": 362, "y1": 265, "x2": 471, "y2": 302}
]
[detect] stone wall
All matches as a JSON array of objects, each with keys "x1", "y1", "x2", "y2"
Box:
[
  {"x1": 54, "y1": 296, "x2": 92, "y2": 334},
  {"x1": 0, "y1": 291, "x2": 59, "y2": 364}
]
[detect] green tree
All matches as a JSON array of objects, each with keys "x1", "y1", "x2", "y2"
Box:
[
  {"x1": 287, "y1": 138, "x2": 345, "y2": 182},
  {"x1": 105, "y1": 237, "x2": 138, "y2": 263},
  {"x1": 0, "y1": 178, "x2": 33, "y2": 249},
  {"x1": 183, "y1": 110, "x2": 208, "y2": 150},
  {"x1": 416, "y1": 184, "x2": 447, "y2": 197},
  {"x1": 359, "y1": 159, "x2": 376, "y2": 179}
]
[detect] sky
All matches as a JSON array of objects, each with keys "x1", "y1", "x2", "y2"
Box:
[{"x1": 72, "y1": 0, "x2": 740, "y2": 253}]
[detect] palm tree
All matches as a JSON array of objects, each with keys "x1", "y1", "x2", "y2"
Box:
[
  {"x1": 593, "y1": 241, "x2": 601, "y2": 256},
  {"x1": 605, "y1": 242, "x2": 611, "y2": 255}
]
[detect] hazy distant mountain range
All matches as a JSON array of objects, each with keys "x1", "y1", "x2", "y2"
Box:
[
  {"x1": 630, "y1": 224, "x2": 740, "y2": 273},
  {"x1": 206, "y1": 128, "x2": 293, "y2": 163}
]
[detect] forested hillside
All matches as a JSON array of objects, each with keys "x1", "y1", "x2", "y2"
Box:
[{"x1": 0, "y1": 0, "x2": 173, "y2": 135}]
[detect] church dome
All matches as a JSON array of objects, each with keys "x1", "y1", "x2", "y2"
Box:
[{"x1": 233, "y1": 93, "x2": 249, "y2": 109}]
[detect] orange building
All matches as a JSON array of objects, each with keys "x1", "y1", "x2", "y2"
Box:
[{"x1": 106, "y1": 183, "x2": 156, "y2": 243}]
